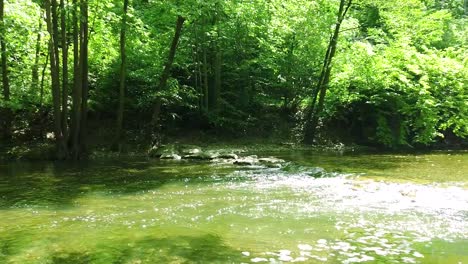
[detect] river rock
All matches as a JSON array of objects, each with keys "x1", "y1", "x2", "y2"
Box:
[
  {"x1": 149, "y1": 144, "x2": 181, "y2": 159},
  {"x1": 160, "y1": 153, "x2": 182, "y2": 160},
  {"x1": 183, "y1": 152, "x2": 218, "y2": 160},
  {"x1": 233, "y1": 155, "x2": 258, "y2": 165},
  {"x1": 257, "y1": 157, "x2": 285, "y2": 168},
  {"x1": 218, "y1": 153, "x2": 238, "y2": 159},
  {"x1": 258, "y1": 157, "x2": 285, "y2": 164},
  {"x1": 179, "y1": 146, "x2": 202, "y2": 155},
  {"x1": 148, "y1": 145, "x2": 162, "y2": 158}
]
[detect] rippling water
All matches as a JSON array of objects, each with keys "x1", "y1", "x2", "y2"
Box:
[{"x1": 0, "y1": 150, "x2": 467, "y2": 263}]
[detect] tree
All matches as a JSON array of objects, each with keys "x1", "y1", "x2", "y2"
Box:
[
  {"x1": 70, "y1": 0, "x2": 82, "y2": 158},
  {"x1": 0, "y1": 0, "x2": 466, "y2": 153},
  {"x1": 60, "y1": 0, "x2": 69, "y2": 143},
  {"x1": 115, "y1": 0, "x2": 129, "y2": 150},
  {"x1": 45, "y1": 0, "x2": 68, "y2": 158},
  {"x1": 0, "y1": 0, "x2": 11, "y2": 140},
  {"x1": 31, "y1": 15, "x2": 42, "y2": 93},
  {"x1": 150, "y1": 15, "x2": 185, "y2": 144},
  {"x1": 79, "y1": 0, "x2": 89, "y2": 156},
  {"x1": 303, "y1": 0, "x2": 353, "y2": 144}
]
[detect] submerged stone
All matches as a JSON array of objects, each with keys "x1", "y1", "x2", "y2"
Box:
[
  {"x1": 233, "y1": 157, "x2": 257, "y2": 165},
  {"x1": 218, "y1": 153, "x2": 238, "y2": 159},
  {"x1": 182, "y1": 152, "x2": 217, "y2": 160},
  {"x1": 258, "y1": 157, "x2": 285, "y2": 167},
  {"x1": 258, "y1": 157, "x2": 285, "y2": 164},
  {"x1": 179, "y1": 146, "x2": 202, "y2": 155},
  {"x1": 160, "y1": 153, "x2": 181, "y2": 160},
  {"x1": 148, "y1": 144, "x2": 177, "y2": 158},
  {"x1": 232, "y1": 155, "x2": 286, "y2": 167}
]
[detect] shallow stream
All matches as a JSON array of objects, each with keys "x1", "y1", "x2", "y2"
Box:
[{"x1": 0, "y1": 150, "x2": 467, "y2": 263}]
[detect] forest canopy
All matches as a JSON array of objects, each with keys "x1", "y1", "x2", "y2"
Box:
[{"x1": 0, "y1": 0, "x2": 467, "y2": 159}]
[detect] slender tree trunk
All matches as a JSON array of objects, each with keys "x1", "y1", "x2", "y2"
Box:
[
  {"x1": 200, "y1": 18, "x2": 209, "y2": 112},
  {"x1": 70, "y1": 0, "x2": 81, "y2": 159},
  {"x1": 0, "y1": 0, "x2": 11, "y2": 140},
  {"x1": 213, "y1": 26, "x2": 222, "y2": 111},
  {"x1": 115, "y1": 0, "x2": 129, "y2": 150},
  {"x1": 51, "y1": 0, "x2": 61, "y2": 89},
  {"x1": 32, "y1": 16, "x2": 42, "y2": 92},
  {"x1": 303, "y1": 0, "x2": 352, "y2": 144},
  {"x1": 39, "y1": 53, "x2": 49, "y2": 140},
  {"x1": 197, "y1": 56, "x2": 203, "y2": 112},
  {"x1": 60, "y1": 0, "x2": 69, "y2": 143},
  {"x1": 79, "y1": 0, "x2": 89, "y2": 156},
  {"x1": 150, "y1": 15, "x2": 185, "y2": 141},
  {"x1": 40, "y1": 53, "x2": 49, "y2": 108},
  {"x1": 191, "y1": 25, "x2": 202, "y2": 113},
  {"x1": 45, "y1": 0, "x2": 67, "y2": 158},
  {"x1": 192, "y1": 46, "x2": 200, "y2": 111},
  {"x1": 202, "y1": 46, "x2": 209, "y2": 111},
  {"x1": 195, "y1": 24, "x2": 204, "y2": 113}
]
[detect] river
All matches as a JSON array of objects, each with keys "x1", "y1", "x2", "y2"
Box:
[{"x1": 0, "y1": 149, "x2": 467, "y2": 263}]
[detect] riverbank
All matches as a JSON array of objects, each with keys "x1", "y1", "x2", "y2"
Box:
[{"x1": 1, "y1": 134, "x2": 467, "y2": 162}]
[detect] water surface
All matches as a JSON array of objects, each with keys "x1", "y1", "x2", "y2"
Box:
[{"x1": 0, "y1": 150, "x2": 467, "y2": 263}]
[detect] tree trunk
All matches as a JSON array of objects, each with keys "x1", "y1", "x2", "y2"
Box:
[
  {"x1": 51, "y1": 0, "x2": 61, "y2": 89},
  {"x1": 115, "y1": 0, "x2": 129, "y2": 151},
  {"x1": 45, "y1": 0, "x2": 67, "y2": 158},
  {"x1": 200, "y1": 18, "x2": 209, "y2": 112},
  {"x1": 0, "y1": 0, "x2": 11, "y2": 140},
  {"x1": 303, "y1": 0, "x2": 352, "y2": 144},
  {"x1": 40, "y1": 53, "x2": 49, "y2": 108},
  {"x1": 39, "y1": 53, "x2": 49, "y2": 140},
  {"x1": 202, "y1": 46, "x2": 209, "y2": 111},
  {"x1": 213, "y1": 25, "x2": 222, "y2": 111},
  {"x1": 31, "y1": 16, "x2": 42, "y2": 93},
  {"x1": 197, "y1": 56, "x2": 203, "y2": 113},
  {"x1": 150, "y1": 15, "x2": 185, "y2": 142},
  {"x1": 60, "y1": 0, "x2": 69, "y2": 143},
  {"x1": 79, "y1": 0, "x2": 89, "y2": 156},
  {"x1": 191, "y1": 25, "x2": 202, "y2": 113},
  {"x1": 70, "y1": 0, "x2": 81, "y2": 159}
]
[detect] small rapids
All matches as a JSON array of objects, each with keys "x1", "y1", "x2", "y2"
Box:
[{"x1": 212, "y1": 166, "x2": 468, "y2": 263}]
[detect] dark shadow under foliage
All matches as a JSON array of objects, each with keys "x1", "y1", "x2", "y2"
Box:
[{"x1": 0, "y1": 159, "x2": 239, "y2": 209}]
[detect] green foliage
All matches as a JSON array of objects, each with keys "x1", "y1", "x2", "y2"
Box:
[
  {"x1": 326, "y1": 0, "x2": 467, "y2": 147},
  {"x1": 1, "y1": 0, "x2": 467, "y2": 147},
  {"x1": 1, "y1": 0, "x2": 46, "y2": 109}
]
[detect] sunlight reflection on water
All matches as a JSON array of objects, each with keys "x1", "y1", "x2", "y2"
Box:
[{"x1": 217, "y1": 167, "x2": 468, "y2": 263}]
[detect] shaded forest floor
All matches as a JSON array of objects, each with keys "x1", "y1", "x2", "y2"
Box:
[{"x1": 1, "y1": 126, "x2": 467, "y2": 162}]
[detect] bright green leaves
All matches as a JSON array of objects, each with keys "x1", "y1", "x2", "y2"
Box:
[
  {"x1": 2, "y1": 0, "x2": 46, "y2": 110},
  {"x1": 2, "y1": 0, "x2": 467, "y2": 147},
  {"x1": 324, "y1": 0, "x2": 467, "y2": 147}
]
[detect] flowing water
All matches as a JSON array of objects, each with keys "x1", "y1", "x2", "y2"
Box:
[{"x1": 0, "y1": 149, "x2": 467, "y2": 263}]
